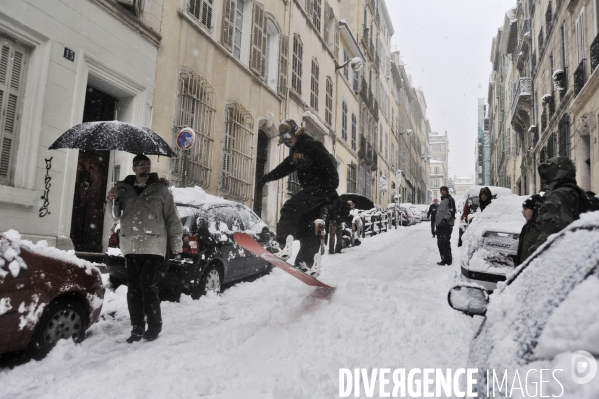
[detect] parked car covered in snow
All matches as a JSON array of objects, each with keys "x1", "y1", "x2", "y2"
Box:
[
  {"x1": 0, "y1": 231, "x2": 104, "y2": 359},
  {"x1": 459, "y1": 195, "x2": 525, "y2": 291},
  {"x1": 401, "y1": 203, "x2": 421, "y2": 224},
  {"x1": 460, "y1": 185, "x2": 513, "y2": 231},
  {"x1": 413, "y1": 204, "x2": 430, "y2": 221},
  {"x1": 448, "y1": 211, "x2": 599, "y2": 398},
  {"x1": 105, "y1": 187, "x2": 274, "y2": 299}
]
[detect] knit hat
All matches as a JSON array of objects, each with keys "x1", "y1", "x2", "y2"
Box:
[
  {"x1": 279, "y1": 119, "x2": 299, "y2": 135},
  {"x1": 522, "y1": 194, "x2": 543, "y2": 210}
]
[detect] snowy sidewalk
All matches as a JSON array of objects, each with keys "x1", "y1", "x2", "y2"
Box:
[{"x1": 0, "y1": 223, "x2": 475, "y2": 399}]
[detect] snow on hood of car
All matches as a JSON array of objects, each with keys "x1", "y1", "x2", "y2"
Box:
[
  {"x1": 460, "y1": 195, "x2": 526, "y2": 271},
  {"x1": 468, "y1": 210, "x2": 599, "y2": 397},
  {"x1": 171, "y1": 186, "x2": 235, "y2": 208},
  {"x1": 1, "y1": 230, "x2": 100, "y2": 277}
]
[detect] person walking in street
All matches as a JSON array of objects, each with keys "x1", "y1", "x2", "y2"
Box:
[
  {"x1": 328, "y1": 199, "x2": 354, "y2": 254},
  {"x1": 258, "y1": 120, "x2": 339, "y2": 277},
  {"x1": 427, "y1": 198, "x2": 439, "y2": 237},
  {"x1": 435, "y1": 186, "x2": 456, "y2": 266},
  {"x1": 107, "y1": 154, "x2": 183, "y2": 343},
  {"x1": 529, "y1": 156, "x2": 590, "y2": 254},
  {"x1": 478, "y1": 187, "x2": 493, "y2": 211},
  {"x1": 516, "y1": 194, "x2": 544, "y2": 265}
]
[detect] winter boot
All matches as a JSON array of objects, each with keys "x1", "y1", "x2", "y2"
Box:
[
  {"x1": 143, "y1": 325, "x2": 162, "y2": 341},
  {"x1": 269, "y1": 235, "x2": 294, "y2": 260},
  {"x1": 126, "y1": 326, "x2": 145, "y2": 344}
]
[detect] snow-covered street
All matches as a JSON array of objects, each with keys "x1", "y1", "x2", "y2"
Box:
[{"x1": 0, "y1": 223, "x2": 475, "y2": 399}]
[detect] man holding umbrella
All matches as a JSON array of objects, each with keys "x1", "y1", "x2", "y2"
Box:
[{"x1": 107, "y1": 154, "x2": 183, "y2": 343}]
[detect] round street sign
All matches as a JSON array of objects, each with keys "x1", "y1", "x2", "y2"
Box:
[{"x1": 177, "y1": 128, "x2": 196, "y2": 150}]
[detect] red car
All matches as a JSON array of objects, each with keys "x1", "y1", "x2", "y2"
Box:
[{"x1": 0, "y1": 233, "x2": 104, "y2": 359}]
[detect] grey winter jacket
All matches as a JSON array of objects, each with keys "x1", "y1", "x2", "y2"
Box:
[
  {"x1": 435, "y1": 194, "x2": 456, "y2": 227},
  {"x1": 111, "y1": 173, "x2": 183, "y2": 256}
]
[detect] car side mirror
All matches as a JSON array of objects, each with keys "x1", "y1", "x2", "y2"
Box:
[{"x1": 447, "y1": 284, "x2": 489, "y2": 317}]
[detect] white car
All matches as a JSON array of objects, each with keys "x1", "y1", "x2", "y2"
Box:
[
  {"x1": 448, "y1": 210, "x2": 599, "y2": 398},
  {"x1": 460, "y1": 195, "x2": 525, "y2": 291},
  {"x1": 413, "y1": 204, "x2": 430, "y2": 221},
  {"x1": 400, "y1": 203, "x2": 421, "y2": 223}
]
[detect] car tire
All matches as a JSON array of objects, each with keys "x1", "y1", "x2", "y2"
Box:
[
  {"x1": 191, "y1": 264, "x2": 222, "y2": 300},
  {"x1": 27, "y1": 298, "x2": 88, "y2": 360}
]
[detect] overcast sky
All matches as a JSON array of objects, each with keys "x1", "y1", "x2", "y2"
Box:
[{"x1": 386, "y1": 0, "x2": 517, "y2": 179}]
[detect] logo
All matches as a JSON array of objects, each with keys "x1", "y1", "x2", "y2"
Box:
[{"x1": 571, "y1": 350, "x2": 597, "y2": 384}]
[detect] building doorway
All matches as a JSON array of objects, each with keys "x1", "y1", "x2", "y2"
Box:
[
  {"x1": 253, "y1": 131, "x2": 269, "y2": 217},
  {"x1": 70, "y1": 86, "x2": 117, "y2": 253}
]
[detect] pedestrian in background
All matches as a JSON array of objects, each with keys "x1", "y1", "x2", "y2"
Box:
[
  {"x1": 435, "y1": 186, "x2": 456, "y2": 266},
  {"x1": 328, "y1": 199, "x2": 354, "y2": 254},
  {"x1": 529, "y1": 156, "x2": 590, "y2": 254},
  {"x1": 478, "y1": 187, "x2": 493, "y2": 211},
  {"x1": 427, "y1": 198, "x2": 439, "y2": 237},
  {"x1": 107, "y1": 154, "x2": 183, "y2": 343},
  {"x1": 516, "y1": 194, "x2": 543, "y2": 265}
]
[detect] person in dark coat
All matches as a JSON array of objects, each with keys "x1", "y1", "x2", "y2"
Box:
[
  {"x1": 328, "y1": 199, "x2": 354, "y2": 254},
  {"x1": 259, "y1": 120, "x2": 339, "y2": 276},
  {"x1": 435, "y1": 186, "x2": 456, "y2": 265},
  {"x1": 516, "y1": 194, "x2": 544, "y2": 265},
  {"x1": 427, "y1": 198, "x2": 439, "y2": 237},
  {"x1": 529, "y1": 156, "x2": 589, "y2": 254},
  {"x1": 107, "y1": 154, "x2": 183, "y2": 343},
  {"x1": 478, "y1": 187, "x2": 493, "y2": 211}
]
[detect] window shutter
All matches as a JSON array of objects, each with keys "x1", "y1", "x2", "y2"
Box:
[
  {"x1": 278, "y1": 34, "x2": 289, "y2": 96},
  {"x1": 334, "y1": 19, "x2": 340, "y2": 60},
  {"x1": 306, "y1": 0, "x2": 314, "y2": 18},
  {"x1": 0, "y1": 37, "x2": 26, "y2": 184},
  {"x1": 323, "y1": 5, "x2": 330, "y2": 44},
  {"x1": 221, "y1": 0, "x2": 235, "y2": 52},
  {"x1": 189, "y1": 0, "x2": 201, "y2": 19},
  {"x1": 202, "y1": 0, "x2": 214, "y2": 29},
  {"x1": 250, "y1": 1, "x2": 266, "y2": 77}
]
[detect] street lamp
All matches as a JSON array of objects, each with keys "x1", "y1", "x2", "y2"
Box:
[{"x1": 335, "y1": 56, "x2": 364, "y2": 72}]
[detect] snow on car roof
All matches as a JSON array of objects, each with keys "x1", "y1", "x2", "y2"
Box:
[
  {"x1": 1, "y1": 230, "x2": 100, "y2": 276},
  {"x1": 465, "y1": 185, "x2": 512, "y2": 198},
  {"x1": 460, "y1": 195, "x2": 526, "y2": 270},
  {"x1": 171, "y1": 186, "x2": 235, "y2": 208}
]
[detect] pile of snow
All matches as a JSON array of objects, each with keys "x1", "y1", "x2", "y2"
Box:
[
  {"x1": 1, "y1": 230, "x2": 99, "y2": 277},
  {"x1": 469, "y1": 211, "x2": 599, "y2": 397},
  {"x1": 460, "y1": 195, "x2": 526, "y2": 273}
]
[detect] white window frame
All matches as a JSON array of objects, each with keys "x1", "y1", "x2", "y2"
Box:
[
  {"x1": 292, "y1": 35, "x2": 303, "y2": 94},
  {"x1": 576, "y1": 8, "x2": 586, "y2": 63},
  {"x1": 264, "y1": 18, "x2": 280, "y2": 91},
  {"x1": 188, "y1": 0, "x2": 214, "y2": 30}
]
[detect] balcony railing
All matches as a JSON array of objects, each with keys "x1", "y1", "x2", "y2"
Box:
[
  {"x1": 545, "y1": 2, "x2": 552, "y2": 33},
  {"x1": 591, "y1": 33, "x2": 599, "y2": 72},
  {"x1": 511, "y1": 77, "x2": 532, "y2": 116},
  {"x1": 574, "y1": 59, "x2": 587, "y2": 96}
]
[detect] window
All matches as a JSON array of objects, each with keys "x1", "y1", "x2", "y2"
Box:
[
  {"x1": 341, "y1": 100, "x2": 348, "y2": 141},
  {"x1": 0, "y1": 37, "x2": 27, "y2": 185},
  {"x1": 365, "y1": 171, "x2": 371, "y2": 199},
  {"x1": 353, "y1": 68, "x2": 359, "y2": 92},
  {"x1": 325, "y1": 77, "x2": 333, "y2": 125},
  {"x1": 358, "y1": 165, "x2": 364, "y2": 196},
  {"x1": 221, "y1": 103, "x2": 254, "y2": 201},
  {"x1": 278, "y1": 34, "x2": 289, "y2": 96},
  {"x1": 221, "y1": 0, "x2": 251, "y2": 62},
  {"x1": 351, "y1": 112, "x2": 357, "y2": 151},
  {"x1": 310, "y1": 59, "x2": 319, "y2": 110},
  {"x1": 312, "y1": 0, "x2": 322, "y2": 32},
  {"x1": 292, "y1": 35, "x2": 303, "y2": 94},
  {"x1": 174, "y1": 71, "x2": 216, "y2": 189},
  {"x1": 558, "y1": 114, "x2": 571, "y2": 157},
  {"x1": 347, "y1": 163, "x2": 357, "y2": 193},
  {"x1": 263, "y1": 18, "x2": 280, "y2": 90},
  {"x1": 343, "y1": 49, "x2": 349, "y2": 79},
  {"x1": 233, "y1": 0, "x2": 245, "y2": 59},
  {"x1": 189, "y1": 0, "x2": 214, "y2": 29},
  {"x1": 576, "y1": 9, "x2": 586, "y2": 62}
]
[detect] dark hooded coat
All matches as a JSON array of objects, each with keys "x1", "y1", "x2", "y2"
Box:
[
  {"x1": 263, "y1": 127, "x2": 339, "y2": 199},
  {"x1": 478, "y1": 187, "x2": 493, "y2": 211},
  {"x1": 529, "y1": 157, "x2": 589, "y2": 253},
  {"x1": 516, "y1": 195, "x2": 543, "y2": 265}
]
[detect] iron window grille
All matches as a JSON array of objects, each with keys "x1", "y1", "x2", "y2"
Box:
[
  {"x1": 220, "y1": 103, "x2": 254, "y2": 201},
  {"x1": 173, "y1": 71, "x2": 216, "y2": 189},
  {"x1": 574, "y1": 58, "x2": 586, "y2": 96}
]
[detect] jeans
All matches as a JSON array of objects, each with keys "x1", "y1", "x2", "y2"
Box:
[
  {"x1": 436, "y1": 224, "x2": 453, "y2": 264},
  {"x1": 430, "y1": 219, "x2": 436, "y2": 236},
  {"x1": 125, "y1": 254, "x2": 164, "y2": 332}
]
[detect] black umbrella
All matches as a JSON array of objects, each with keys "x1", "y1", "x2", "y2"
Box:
[
  {"x1": 340, "y1": 193, "x2": 375, "y2": 210},
  {"x1": 49, "y1": 121, "x2": 177, "y2": 157}
]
